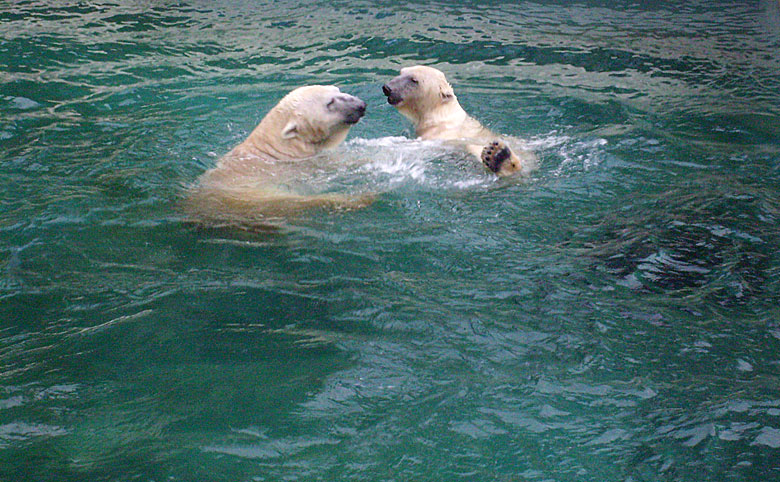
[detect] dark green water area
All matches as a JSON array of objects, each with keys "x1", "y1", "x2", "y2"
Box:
[{"x1": 1, "y1": 1, "x2": 779, "y2": 480}]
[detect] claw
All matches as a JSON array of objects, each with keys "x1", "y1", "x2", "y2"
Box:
[{"x1": 481, "y1": 141, "x2": 512, "y2": 173}]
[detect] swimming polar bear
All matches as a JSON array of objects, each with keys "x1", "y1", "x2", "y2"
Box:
[
  {"x1": 185, "y1": 85, "x2": 371, "y2": 226},
  {"x1": 382, "y1": 65, "x2": 536, "y2": 176}
]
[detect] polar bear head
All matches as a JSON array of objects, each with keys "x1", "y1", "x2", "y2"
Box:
[
  {"x1": 244, "y1": 85, "x2": 366, "y2": 160},
  {"x1": 381, "y1": 65, "x2": 456, "y2": 123}
]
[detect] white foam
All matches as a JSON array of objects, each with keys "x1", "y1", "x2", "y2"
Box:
[
  {"x1": 544, "y1": 134, "x2": 608, "y2": 176},
  {"x1": 348, "y1": 137, "x2": 453, "y2": 187}
]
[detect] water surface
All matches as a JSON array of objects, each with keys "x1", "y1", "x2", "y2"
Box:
[{"x1": 1, "y1": 1, "x2": 780, "y2": 480}]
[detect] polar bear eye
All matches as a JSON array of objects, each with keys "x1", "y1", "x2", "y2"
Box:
[
  {"x1": 326, "y1": 99, "x2": 335, "y2": 109},
  {"x1": 409, "y1": 77, "x2": 419, "y2": 84}
]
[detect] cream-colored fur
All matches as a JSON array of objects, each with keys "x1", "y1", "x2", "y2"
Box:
[
  {"x1": 185, "y1": 85, "x2": 371, "y2": 226},
  {"x1": 382, "y1": 65, "x2": 536, "y2": 176}
]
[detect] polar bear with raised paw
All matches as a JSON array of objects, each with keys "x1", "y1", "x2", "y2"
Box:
[{"x1": 382, "y1": 65, "x2": 536, "y2": 176}]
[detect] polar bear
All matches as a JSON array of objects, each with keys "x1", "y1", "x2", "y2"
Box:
[
  {"x1": 185, "y1": 85, "x2": 371, "y2": 226},
  {"x1": 382, "y1": 65, "x2": 536, "y2": 176}
]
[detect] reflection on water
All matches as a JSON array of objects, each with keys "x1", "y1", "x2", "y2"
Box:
[{"x1": 1, "y1": 0, "x2": 780, "y2": 481}]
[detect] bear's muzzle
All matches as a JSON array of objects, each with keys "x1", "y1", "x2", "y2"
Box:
[
  {"x1": 329, "y1": 94, "x2": 366, "y2": 124},
  {"x1": 382, "y1": 84, "x2": 403, "y2": 105}
]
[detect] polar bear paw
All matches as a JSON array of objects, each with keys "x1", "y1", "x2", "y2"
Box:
[{"x1": 481, "y1": 140, "x2": 513, "y2": 174}]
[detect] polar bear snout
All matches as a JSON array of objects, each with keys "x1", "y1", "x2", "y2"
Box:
[
  {"x1": 382, "y1": 73, "x2": 416, "y2": 106},
  {"x1": 328, "y1": 94, "x2": 366, "y2": 124},
  {"x1": 382, "y1": 81, "x2": 405, "y2": 105}
]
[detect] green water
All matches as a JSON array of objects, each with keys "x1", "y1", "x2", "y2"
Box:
[{"x1": 2, "y1": 1, "x2": 780, "y2": 480}]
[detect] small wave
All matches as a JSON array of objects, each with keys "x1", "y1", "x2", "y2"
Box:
[
  {"x1": 347, "y1": 137, "x2": 455, "y2": 188},
  {"x1": 348, "y1": 135, "x2": 596, "y2": 190},
  {"x1": 525, "y1": 133, "x2": 573, "y2": 151},
  {"x1": 356, "y1": 138, "x2": 431, "y2": 184},
  {"x1": 0, "y1": 422, "x2": 67, "y2": 447},
  {"x1": 533, "y1": 134, "x2": 607, "y2": 176},
  {"x1": 364, "y1": 153, "x2": 426, "y2": 183},
  {"x1": 347, "y1": 136, "x2": 427, "y2": 148}
]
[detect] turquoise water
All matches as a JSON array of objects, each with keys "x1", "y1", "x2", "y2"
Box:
[{"x1": 2, "y1": 0, "x2": 780, "y2": 480}]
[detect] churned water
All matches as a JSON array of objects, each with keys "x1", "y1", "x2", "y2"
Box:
[{"x1": 2, "y1": 1, "x2": 780, "y2": 481}]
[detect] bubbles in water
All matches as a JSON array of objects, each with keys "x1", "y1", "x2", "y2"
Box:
[
  {"x1": 342, "y1": 136, "x2": 498, "y2": 191},
  {"x1": 352, "y1": 137, "x2": 429, "y2": 183}
]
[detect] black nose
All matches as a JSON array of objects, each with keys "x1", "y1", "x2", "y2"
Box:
[
  {"x1": 356, "y1": 100, "x2": 366, "y2": 114},
  {"x1": 382, "y1": 84, "x2": 391, "y2": 96}
]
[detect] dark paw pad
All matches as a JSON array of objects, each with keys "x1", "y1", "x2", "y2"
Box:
[{"x1": 481, "y1": 141, "x2": 511, "y2": 173}]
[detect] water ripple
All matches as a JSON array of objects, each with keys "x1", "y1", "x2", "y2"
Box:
[{"x1": 2, "y1": 1, "x2": 780, "y2": 481}]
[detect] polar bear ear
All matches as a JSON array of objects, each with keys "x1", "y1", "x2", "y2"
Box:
[
  {"x1": 281, "y1": 120, "x2": 299, "y2": 139},
  {"x1": 440, "y1": 83, "x2": 455, "y2": 103}
]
